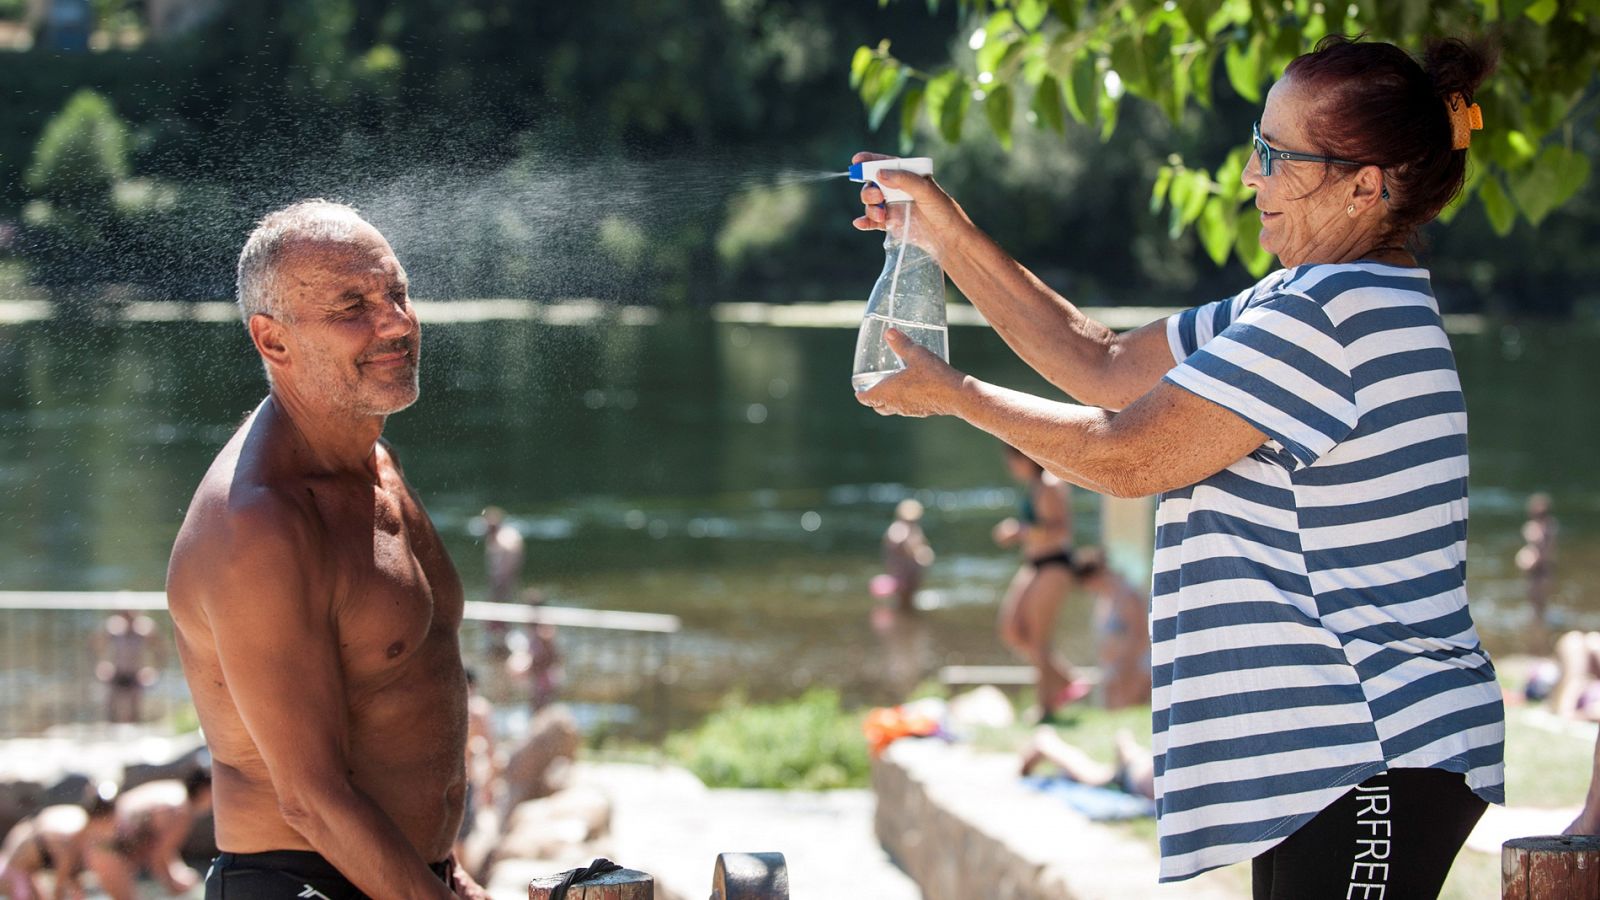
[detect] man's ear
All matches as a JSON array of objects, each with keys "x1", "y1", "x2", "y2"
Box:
[{"x1": 248, "y1": 313, "x2": 291, "y2": 369}]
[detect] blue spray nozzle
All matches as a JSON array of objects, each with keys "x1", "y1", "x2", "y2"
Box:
[{"x1": 848, "y1": 162, "x2": 866, "y2": 182}]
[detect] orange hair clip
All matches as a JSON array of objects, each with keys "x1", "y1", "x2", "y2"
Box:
[{"x1": 1447, "y1": 93, "x2": 1483, "y2": 150}]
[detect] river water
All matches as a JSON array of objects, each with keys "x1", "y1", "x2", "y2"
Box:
[{"x1": 1, "y1": 310, "x2": 1595, "y2": 727}]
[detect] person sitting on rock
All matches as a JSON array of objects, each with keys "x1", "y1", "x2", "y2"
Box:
[{"x1": 0, "y1": 782, "x2": 118, "y2": 900}]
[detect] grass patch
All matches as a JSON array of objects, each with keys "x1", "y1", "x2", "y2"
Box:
[{"x1": 663, "y1": 688, "x2": 870, "y2": 790}]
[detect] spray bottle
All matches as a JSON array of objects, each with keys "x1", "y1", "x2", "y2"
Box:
[{"x1": 847, "y1": 157, "x2": 946, "y2": 392}]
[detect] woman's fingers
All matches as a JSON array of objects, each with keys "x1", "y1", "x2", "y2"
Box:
[{"x1": 852, "y1": 150, "x2": 896, "y2": 165}]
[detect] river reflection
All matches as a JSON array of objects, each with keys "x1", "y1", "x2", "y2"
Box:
[{"x1": 1, "y1": 310, "x2": 1596, "y2": 725}]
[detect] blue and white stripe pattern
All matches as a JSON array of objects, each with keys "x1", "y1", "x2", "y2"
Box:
[{"x1": 1152, "y1": 262, "x2": 1505, "y2": 882}]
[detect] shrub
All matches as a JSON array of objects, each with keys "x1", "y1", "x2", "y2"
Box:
[
  {"x1": 666, "y1": 688, "x2": 870, "y2": 790},
  {"x1": 24, "y1": 89, "x2": 129, "y2": 206}
]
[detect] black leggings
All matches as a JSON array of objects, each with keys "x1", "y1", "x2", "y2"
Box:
[
  {"x1": 1252, "y1": 768, "x2": 1487, "y2": 900},
  {"x1": 204, "y1": 850, "x2": 451, "y2": 900}
]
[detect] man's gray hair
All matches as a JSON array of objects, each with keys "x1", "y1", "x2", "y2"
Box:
[{"x1": 236, "y1": 199, "x2": 367, "y2": 324}]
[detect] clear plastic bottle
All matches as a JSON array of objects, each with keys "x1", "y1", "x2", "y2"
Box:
[{"x1": 849, "y1": 158, "x2": 946, "y2": 392}]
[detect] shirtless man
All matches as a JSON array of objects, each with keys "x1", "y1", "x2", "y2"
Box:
[{"x1": 166, "y1": 200, "x2": 485, "y2": 899}]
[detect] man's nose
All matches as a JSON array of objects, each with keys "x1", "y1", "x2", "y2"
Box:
[{"x1": 374, "y1": 296, "x2": 415, "y2": 339}]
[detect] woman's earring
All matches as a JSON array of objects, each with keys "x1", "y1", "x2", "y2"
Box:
[{"x1": 1347, "y1": 204, "x2": 1356, "y2": 215}]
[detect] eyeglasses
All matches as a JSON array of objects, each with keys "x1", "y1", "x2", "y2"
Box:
[
  {"x1": 1252, "y1": 122, "x2": 1388, "y2": 200},
  {"x1": 1252, "y1": 121, "x2": 1368, "y2": 176}
]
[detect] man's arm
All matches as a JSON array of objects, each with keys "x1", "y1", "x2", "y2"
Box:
[{"x1": 201, "y1": 493, "x2": 453, "y2": 900}]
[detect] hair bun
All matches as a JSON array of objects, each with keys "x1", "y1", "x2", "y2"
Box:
[{"x1": 1425, "y1": 37, "x2": 1498, "y2": 101}]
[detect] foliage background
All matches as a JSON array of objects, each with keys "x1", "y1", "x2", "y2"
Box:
[{"x1": 1, "y1": 0, "x2": 1597, "y2": 315}]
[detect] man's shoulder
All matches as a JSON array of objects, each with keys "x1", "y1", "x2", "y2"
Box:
[{"x1": 169, "y1": 474, "x2": 330, "y2": 614}]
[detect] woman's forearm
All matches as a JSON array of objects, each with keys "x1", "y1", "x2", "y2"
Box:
[
  {"x1": 948, "y1": 376, "x2": 1137, "y2": 497},
  {"x1": 945, "y1": 375, "x2": 1265, "y2": 499},
  {"x1": 938, "y1": 222, "x2": 1126, "y2": 407}
]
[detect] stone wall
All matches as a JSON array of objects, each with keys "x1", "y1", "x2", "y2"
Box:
[{"x1": 873, "y1": 739, "x2": 1240, "y2": 900}]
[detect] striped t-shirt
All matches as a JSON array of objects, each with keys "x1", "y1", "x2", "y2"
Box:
[{"x1": 1151, "y1": 262, "x2": 1505, "y2": 882}]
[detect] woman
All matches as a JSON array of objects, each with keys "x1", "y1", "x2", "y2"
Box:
[
  {"x1": 992, "y1": 444, "x2": 1092, "y2": 716},
  {"x1": 853, "y1": 35, "x2": 1505, "y2": 897}
]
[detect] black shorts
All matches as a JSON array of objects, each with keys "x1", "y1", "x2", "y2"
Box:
[
  {"x1": 1252, "y1": 767, "x2": 1487, "y2": 900},
  {"x1": 204, "y1": 849, "x2": 451, "y2": 900}
]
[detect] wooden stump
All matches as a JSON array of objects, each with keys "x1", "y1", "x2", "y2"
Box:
[
  {"x1": 528, "y1": 867, "x2": 652, "y2": 900},
  {"x1": 711, "y1": 852, "x2": 789, "y2": 900},
  {"x1": 1503, "y1": 835, "x2": 1600, "y2": 899}
]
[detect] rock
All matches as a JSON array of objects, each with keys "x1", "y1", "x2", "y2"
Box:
[
  {"x1": 504, "y1": 784, "x2": 610, "y2": 841},
  {"x1": 500, "y1": 705, "x2": 581, "y2": 808},
  {"x1": 0, "y1": 780, "x2": 47, "y2": 839}
]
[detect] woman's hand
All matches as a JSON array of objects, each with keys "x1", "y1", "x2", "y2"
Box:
[
  {"x1": 856, "y1": 328, "x2": 969, "y2": 418},
  {"x1": 851, "y1": 151, "x2": 970, "y2": 249}
]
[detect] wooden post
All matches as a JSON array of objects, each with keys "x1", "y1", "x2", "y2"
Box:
[
  {"x1": 1503, "y1": 835, "x2": 1600, "y2": 899},
  {"x1": 529, "y1": 867, "x2": 653, "y2": 900}
]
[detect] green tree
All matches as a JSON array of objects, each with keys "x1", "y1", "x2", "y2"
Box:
[
  {"x1": 854, "y1": 0, "x2": 1598, "y2": 274},
  {"x1": 24, "y1": 89, "x2": 129, "y2": 207}
]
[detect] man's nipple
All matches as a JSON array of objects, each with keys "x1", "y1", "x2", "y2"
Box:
[{"x1": 386, "y1": 640, "x2": 406, "y2": 659}]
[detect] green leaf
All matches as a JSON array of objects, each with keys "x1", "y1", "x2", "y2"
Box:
[
  {"x1": 926, "y1": 69, "x2": 972, "y2": 144},
  {"x1": 1097, "y1": 86, "x2": 1119, "y2": 140},
  {"x1": 1224, "y1": 35, "x2": 1263, "y2": 103},
  {"x1": 1031, "y1": 74, "x2": 1066, "y2": 133},
  {"x1": 1047, "y1": 0, "x2": 1078, "y2": 29},
  {"x1": 1015, "y1": 0, "x2": 1050, "y2": 31},
  {"x1": 1150, "y1": 165, "x2": 1174, "y2": 214},
  {"x1": 1176, "y1": 0, "x2": 1211, "y2": 35},
  {"x1": 1167, "y1": 170, "x2": 1193, "y2": 238},
  {"x1": 1109, "y1": 33, "x2": 1145, "y2": 96},
  {"x1": 1523, "y1": 0, "x2": 1559, "y2": 23},
  {"x1": 1178, "y1": 171, "x2": 1209, "y2": 225},
  {"x1": 924, "y1": 69, "x2": 962, "y2": 140},
  {"x1": 985, "y1": 83, "x2": 1015, "y2": 150},
  {"x1": 977, "y1": 33, "x2": 1014, "y2": 76},
  {"x1": 1478, "y1": 176, "x2": 1516, "y2": 235},
  {"x1": 867, "y1": 66, "x2": 909, "y2": 131},
  {"x1": 1510, "y1": 145, "x2": 1592, "y2": 225},
  {"x1": 850, "y1": 46, "x2": 877, "y2": 89},
  {"x1": 898, "y1": 84, "x2": 926, "y2": 155},
  {"x1": 1064, "y1": 51, "x2": 1098, "y2": 126},
  {"x1": 1197, "y1": 197, "x2": 1232, "y2": 265}
]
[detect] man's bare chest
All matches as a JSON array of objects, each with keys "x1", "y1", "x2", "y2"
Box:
[{"x1": 307, "y1": 478, "x2": 463, "y2": 683}]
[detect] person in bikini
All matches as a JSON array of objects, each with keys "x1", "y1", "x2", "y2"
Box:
[
  {"x1": 993, "y1": 443, "x2": 1096, "y2": 717},
  {"x1": 166, "y1": 200, "x2": 488, "y2": 899}
]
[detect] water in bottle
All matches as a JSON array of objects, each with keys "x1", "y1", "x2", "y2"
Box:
[{"x1": 848, "y1": 158, "x2": 947, "y2": 392}]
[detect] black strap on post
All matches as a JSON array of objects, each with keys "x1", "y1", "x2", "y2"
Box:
[{"x1": 548, "y1": 857, "x2": 623, "y2": 900}]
